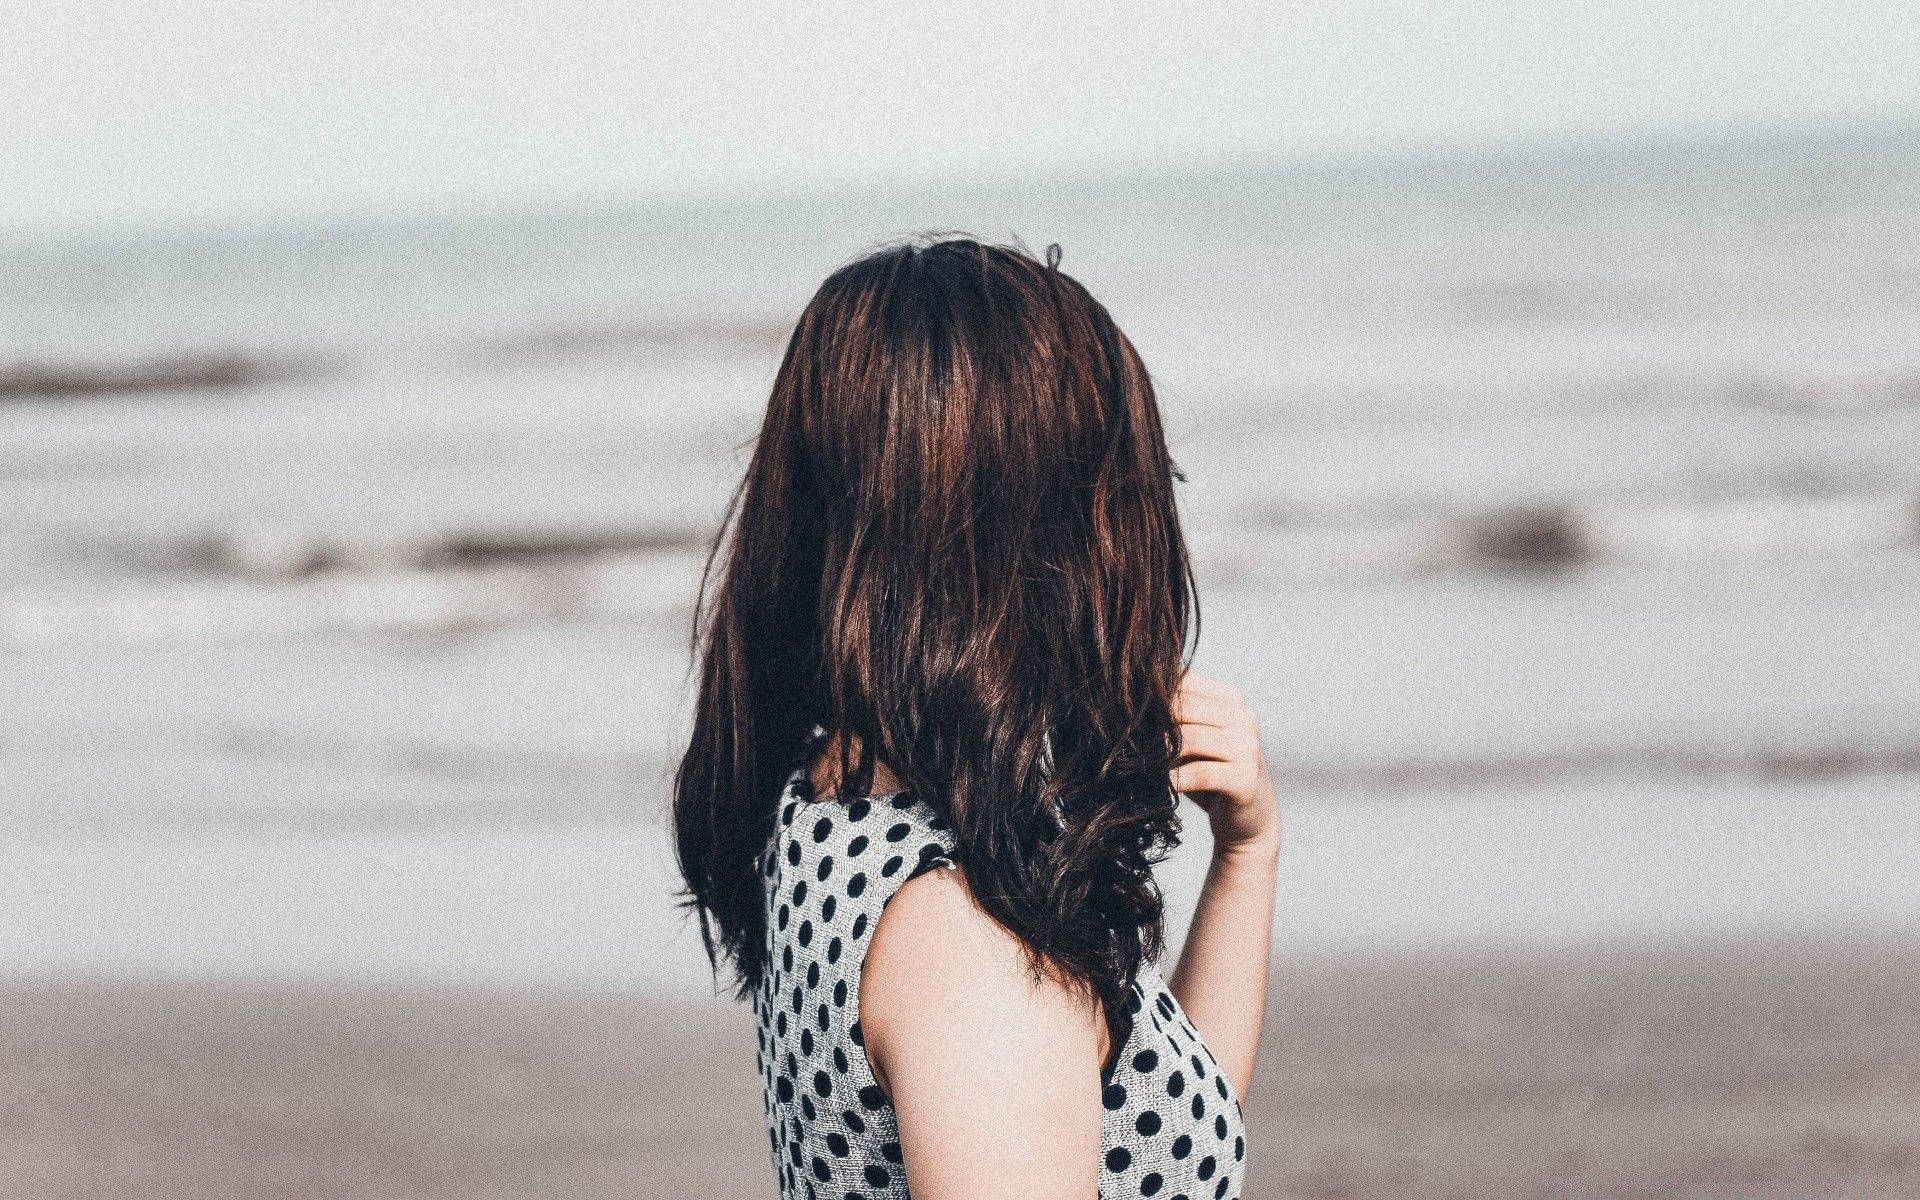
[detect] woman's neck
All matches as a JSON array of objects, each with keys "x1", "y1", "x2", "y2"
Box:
[{"x1": 807, "y1": 729, "x2": 907, "y2": 798}]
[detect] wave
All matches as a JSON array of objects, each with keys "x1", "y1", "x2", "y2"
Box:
[
  {"x1": 2, "y1": 721, "x2": 1913, "y2": 840},
  {"x1": 1227, "y1": 489, "x2": 1918, "y2": 585},
  {"x1": 1277, "y1": 739, "x2": 1920, "y2": 794},
  {"x1": 0, "y1": 314, "x2": 783, "y2": 404},
  {"x1": 472, "y1": 316, "x2": 792, "y2": 361},
  {"x1": 1205, "y1": 371, "x2": 1920, "y2": 429},
  {"x1": 0, "y1": 354, "x2": 327, "y2": 401},
  {"x1": 2, "y1": 489, "x2": 1914, "y2": 648},
  {"x1": 0, "y1": 552, "x2": 703, "y2": 649},
  {"x1": 144, "y1": 524, "x2": 713, "y2": 578}
]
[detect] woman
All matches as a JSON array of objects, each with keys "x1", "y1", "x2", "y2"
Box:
[{"x1": 673, "y1": 236, "x2": 1281, "y2": 1198}]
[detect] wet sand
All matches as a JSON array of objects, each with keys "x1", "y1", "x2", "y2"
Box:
[{"x1": 6, "y1": 935, "x2": 1917, "y2": 1200}]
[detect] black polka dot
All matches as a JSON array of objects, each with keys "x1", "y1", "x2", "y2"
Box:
[
  {"x1": 880, "y1": 854, "x2": 904, "y2": 877},
  {"x1": 812, "y1": 816, "x2": 834, "y2": 843},
  {"x1": 847, "y1": 834, "x2": 869, "y2": 856},
  {"x1": 812, "y1": 1070, "x2": 832, "y2": 1098},
  {"x1": 846, "y1": 872, "x2": 867, "y2": 898},
  {"x1": 1132, "y1": 1049, "x2": 1158, "y2": 1072},
  {"x1": 1136, "y1": 1110, "x2": 1162, "y2": 1136},
  {"x1": 1103, "y1": 1083, "x2": 1127, "y2": 1110},
  {"x1": 1171, "y1": 1135, "x2": 1192, "y2": 1159},
  {"x1": 848, "y1": 798, "x2": 871, "y2": 820},
  {"x1": 1141, "y1": 1172, "x2": 1163, "y2": 1196},
  {"x1": 825, "y1": 1132, "x2": 849, "y2": 1156},
  {"x1": 863, "y1": 1164, "x2": 890, "y2": 1187},
  {"x1": 880, "y1": 1141, "x2": 902, "y2": 1163},
  {"x1": 885, "y1": 822, "x2": 910, "y2": 842},
  {"x1": 816, "y1": 856, "x2": 834, "y2": 881},
  {"x1": 792, "y1": 880, "x2": 808, "y2": 906},
  {"x1": 1106, "y1": 1146, "x2": 1132, "y2": 1172},
  {"x1": 1196, "y1": 1155, "x2": 1216, "y2": 1180},
  {"x1": 858, "y1": 1085, "x2": 887, "y2": 1110},
  {"x1": 1167, "y1": 1070, "x2": 1185, "y2": 1097}
]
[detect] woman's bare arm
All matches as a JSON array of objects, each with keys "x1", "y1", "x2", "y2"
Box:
[
  {"x1": 861, "y1": 862, "x2": 1106, "y2": 1199},
  {"x1": 1164, "y1": 672, "x2": 1283, "y2": 1104}
]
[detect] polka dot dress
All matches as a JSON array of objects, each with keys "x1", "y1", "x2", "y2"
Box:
[{"x1": 754, "y1": 729, "x2": 1247, "y2": 1200}]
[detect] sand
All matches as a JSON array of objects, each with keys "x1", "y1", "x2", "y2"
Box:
[{"x1": 5, "y1": 935, "x2": 1917, "y2": 1200}]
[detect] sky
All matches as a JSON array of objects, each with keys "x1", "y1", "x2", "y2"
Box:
[{"x1": 5, "y1": 1, "x2": 1919, "y2": 236}]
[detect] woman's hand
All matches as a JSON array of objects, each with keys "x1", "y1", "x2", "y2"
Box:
[
  {"x1": 1169, "y1": 670, "x2": 1281, "y2": 861},
  {"x1": 1166, "y1": 670, "x2": 1282, "y2": 1104}
]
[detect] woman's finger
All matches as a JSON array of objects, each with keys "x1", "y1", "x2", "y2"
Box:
[
  {"x1": 1175, "y1": 671, "x2": 1243, "y2": 704},
  {"x1": 1174, "y1": 680, "x2": 1252, "y2": 725},
  {"x1": 1172, "y1": 720, "x2": 1239, "y2": 764},
  {"x1": 1172, "y1": 758, "x2": 1256, "y2": 796},
  {"x1": 1169, "y1": 759, "x2": 1230, "y2": 795},
  {"x1": 1170, "y1": 690, "x2": 1232, "y2": 729}
]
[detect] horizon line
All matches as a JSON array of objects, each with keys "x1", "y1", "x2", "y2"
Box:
[{"x1": 8, "y1": 111, "x2": 1918, "y2": 251}]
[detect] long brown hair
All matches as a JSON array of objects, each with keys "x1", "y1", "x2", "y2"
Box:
[{"x1": 672, "y1": 234, "x2": 1198, "y2": 1053}]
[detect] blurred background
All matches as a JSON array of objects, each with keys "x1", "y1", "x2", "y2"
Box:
[{"x1": 4, "y1": 4, "x2": 1919, "y2": 1198}]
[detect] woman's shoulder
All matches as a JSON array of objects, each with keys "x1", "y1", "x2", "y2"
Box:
[{"x1": 862, "y1": 854, "x2": 1099, "y2": 1034}]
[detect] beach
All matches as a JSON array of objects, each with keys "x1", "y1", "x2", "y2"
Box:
[
  {"x1": 8, "y1": 936, "x2": 1917, "y2": 1200},
  {"x1": 5, "y1": 128, "x2": 1920, "y2": 1198}
]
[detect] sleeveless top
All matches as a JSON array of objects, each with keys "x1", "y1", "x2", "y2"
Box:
[{"x1": 754, "y1": 728, "x2": 1248, "y2": 1200}]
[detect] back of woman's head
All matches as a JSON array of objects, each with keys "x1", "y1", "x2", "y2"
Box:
[{"x1": 674, "y1": 234, "x2": 1197, "y2": 1044}]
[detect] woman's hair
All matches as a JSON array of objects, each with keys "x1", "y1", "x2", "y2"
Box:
[{"x1": 672, "y1": 233, "x2": 1198, "y2": 1054}]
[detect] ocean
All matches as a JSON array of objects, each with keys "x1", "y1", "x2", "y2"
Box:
[{"x1": 3, "y1": 127, "x2": 1918, "y2": 990}]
